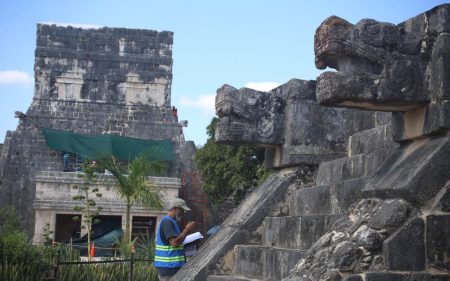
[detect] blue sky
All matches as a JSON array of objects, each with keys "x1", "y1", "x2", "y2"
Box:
[{"x1": 0, "y1": 1, "x2": 448, "y2": 146}]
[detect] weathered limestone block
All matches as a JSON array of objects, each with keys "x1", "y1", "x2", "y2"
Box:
[
  {"x1": 0, "y1": 131, "x2": 12, "y2": 178},
  {"x1": 426, "y1": 215, "x2": 450, "y2": 271},
  {"x1": 291, "y1": 185, "x2": 331, "y2": 215},
  {"x1": 173, "y1": 172, "x2": 293, "y2": 281},
  {"x1": 383, "y1": 218, "x2": 425, "y2": 271},
  {"x1": 208, "y1": 276, "x2": 257, "y2": 281},
  {"x1": 343, "y1": 275, "x2": 363, "y2": 281},
  {"x1": 286, "y1": 198, "x2": 414, "y2": 280},
  {"x1": 362, "y1": 272, "x2": 449, "y2": 281},
  {"x1": 367, "y1": 199, "x2": 409, "y2": 230},
  {"x1": 329, "y1": 178, "x2": 365, "y2": 215},
  {"x1": 363, "y1": 136, "x2": 450, "y2": 204},
  {"x1": 215, "y1": 83, "x2": 289, "y2": 146},
  {"x1": 352, "y1": 225, "x2": 382, "y2": 251},
  {"x1": 333, "y1": 241, "x2": 363, "y2": 272},
  {"x1": 432, "y1": 275, "x2": 450, "y2": 281},
  {"x1": 291, "y1": 178, "x2": 366, "y2": 217},
  {"x1": 314, "y1": 4, "x2": 450, "y2": 141},
  {"x1": 391, "y1": 100, "x2": 450, "y2": 142},
  {"x1": 436, "y1": 187, "x2": 450, "y2": 212},
  {"x1": 263, "y1": 215, "x2": 328, "y2": 250},
  {"x1": 234, "y1": 245, "x2": 305, "y2": 280},
  {"x1": 264, "y1": 247, "x2": 306, "y2": 281},
  {"x1": 215, "y1": 79, "x2": 379, "y2": 168},
  {"x1": 316, "y1": 158, "x2": 349, "y2": 185},
  {"x1": 315, "y1": 16, "x2": 425, "y2": 111},
  {"x1": 348, "y1": 124, "x2": 395, "y2": 157},
  {"x1": 234, "y1": 245, "x2": 264, "y2": 279},
  {"x1": 363, "y1": 148, "x2": 391, "y2": 176},
  {"x1": 316, "y1": 155, "x2": 365, "y2": 186},
  {"x1": 35, "y1": 24, "x2": 173, "y2": 106},
  {"x1": 399, "y1": 5, "x2": 450, "y2": 102}
]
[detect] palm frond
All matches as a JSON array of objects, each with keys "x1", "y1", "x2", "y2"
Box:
[
  {"x1": 135, "y1": 182, "x2": 163, "y2": 210},
  {"x1": 97, "y1": 153, "x2": 165, "y2": 242}
]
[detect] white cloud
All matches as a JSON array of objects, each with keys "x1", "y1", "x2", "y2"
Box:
[
  {"x1": 177, "y1": 82, "x2": 280, "y2": 117},
  {"x1": 179, "y1": 95, "x2": 215, "y2": 115},
  {"x1": 40, "y1": 22, "x2": 104, "y2": 29},
  {"x1": 0, "y1": 71, "x2": 33, "y2": 86},
  {"x1": 244, "y1": 81, "x2": 280, "y2": 92}
]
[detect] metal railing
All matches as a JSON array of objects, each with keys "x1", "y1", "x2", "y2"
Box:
[{"x1": 43, "y1": 253, "x2": 153, "y2": 281}]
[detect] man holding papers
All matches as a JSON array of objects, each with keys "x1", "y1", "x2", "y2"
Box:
[{"x1": 154, "y1": 198, "x2": 197, "y2": 280}]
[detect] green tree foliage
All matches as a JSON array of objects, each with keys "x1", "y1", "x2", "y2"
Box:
[
  {"x1": 0, "y1": 207, "x2": 158, "y2": 281},
  {"x1": 0, "y1": 206, "x2": 79, "y2": 266},
  {"x1": 98, "y1": 152, "x2": 165, "y2": 244},
  {"x1": 195, "y1": 117, "x2": 270, "y2": 204},
  {"x1": 0, "y1": 206, "x2": 43, "y2": 264},
  {"x1": 72, "y1": 161, "x2": 103, "y2": 261},
  {"x1": 41, "y1": 222, "x2": 54, "y2": 246}
]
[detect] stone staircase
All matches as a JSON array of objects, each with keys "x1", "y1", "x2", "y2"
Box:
[
  {"x1": 208, "y1": 124, "x2": 397, "y2": 281},
  {"x1": 177, "y1": 6, "x2": 450, "y2": 280}
]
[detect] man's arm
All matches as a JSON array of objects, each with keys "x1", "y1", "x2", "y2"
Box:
[{"x1": 168, "y1": 221, "x2": 196, "y2": 247}]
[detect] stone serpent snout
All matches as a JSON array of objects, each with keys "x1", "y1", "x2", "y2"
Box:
[{"x1": 314, "y1": 16, "x2": 426, "y2": 111}]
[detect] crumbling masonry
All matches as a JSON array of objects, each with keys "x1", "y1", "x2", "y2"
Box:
[
  {"x1": 174, "y1": 4, "x2": 450, "y2": 281},
  {"x1": 0, "y1": 24, "x2": 208, "y2": 244},
  {"x1": 1, "y1": 4, "x2": 449, "y2": 280}
]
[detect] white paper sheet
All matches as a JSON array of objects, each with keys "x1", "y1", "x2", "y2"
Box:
[{"x1": 183, "y1": 232, "x2": 204, "y2": 245}]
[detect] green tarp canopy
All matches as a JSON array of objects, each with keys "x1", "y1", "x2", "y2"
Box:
[
  {"x1": 70, "y1": 227, "x2": 123, "y2": 257},
  {"x1": 42, "y1": 128, "x2": 174, "y2": 161}
]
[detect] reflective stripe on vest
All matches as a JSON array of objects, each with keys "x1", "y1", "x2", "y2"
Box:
[{"x1": 154, "y1": 215, "x2": 186, "y2": 268}]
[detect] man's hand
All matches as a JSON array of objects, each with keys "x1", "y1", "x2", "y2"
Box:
[
  {"x1": 185, "y1": 221, "x2": 196, "y2": 232},
  {"x1": 169, "y1": 221, "x2": 197, "y2": 247}
]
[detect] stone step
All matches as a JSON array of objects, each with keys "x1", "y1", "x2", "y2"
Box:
[
  {"x1": 383, "y1": 214, "x2": 450, "y2": 272},
  {"x1": 343, "y1": 272, "x2": 450, "y2": 281},
  {"x1": 208, "y1": 275, "x2": 260, "y2": 281},
  {"x1": 290, "y1": 185, "x2": 331, "y2": 215},
  {"x1": 316, "y1": 146, "x2": 395, "y2": 186},
  {"x1": 363, "y1": 136, "x2": 450, "y2": 204},
  {"x1": 348, "y1": 124, "x2": 397, "y2": 157},
  {"x1": 316, "y1": 154, "x2": 364, "y2": 185},
  {"x1": 291, "y1": 177, "x2": 366, "y2": 216},
  {"x1": 173, "y1": 172, "x2": 294, "y2": 281},
  {"x1": 234, "y1": 245, "x2": 306, "y2": 281},
  {"x1": 262, "y1": 215, "x2": 340, "y2": 250},
  {"x1": 363, "y1": 147, "x2": 396, "y2": 176}
]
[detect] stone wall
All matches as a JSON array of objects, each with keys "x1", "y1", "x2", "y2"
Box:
[
  {"x1": 34, "y1": 24, "x2": 173, "y2": 105},
  {"x1": 215, "y1": 79, "x2": 388, "y2": 168},
  {"x1": 32, "y1": 171, "x2": 181, "y2": 244},
  {"x1": 176, "y1": 4, "x2": 450, "y2": 281},
  {"x1": 0, "y1": 24, "x2": 195, "y2": 236}
]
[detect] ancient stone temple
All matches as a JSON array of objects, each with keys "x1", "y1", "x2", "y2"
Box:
[
  {"x1": 0, "y1": 24, "x2": 208, "y2": 246},
  {"x1": 175, "y1": 4, "x2": 450, "y2": 281}
]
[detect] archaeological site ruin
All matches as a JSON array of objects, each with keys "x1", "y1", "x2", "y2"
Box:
[
  {"x1": 0, "y1": 3, "x2": 449, "y2": 281},
  {"x1": 175, "y1": 4, "x2": 450, "y2": 281},
  {"x1": 0, "y1": 23, "x2": 208, "y2": 249}
]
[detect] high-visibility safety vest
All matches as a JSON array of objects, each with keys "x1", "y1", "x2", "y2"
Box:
[{"x1": 154, "y1": 215, "x2": 186, "y2": 268}]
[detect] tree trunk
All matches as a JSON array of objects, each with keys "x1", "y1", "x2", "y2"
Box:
[
  {"x1": 86, "y1": 189, "x2": 91, "y2": 261},
  {"x1": 125, "y1": 201, "x2": 131, "y2": 242}
]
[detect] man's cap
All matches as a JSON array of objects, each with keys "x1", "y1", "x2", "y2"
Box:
[{"x1": 170, "y1": 198, "x2": 191, "y2": 211}]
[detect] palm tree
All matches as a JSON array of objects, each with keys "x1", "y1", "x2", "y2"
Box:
[{"x1": 100, "y1": 153, "x2": 165, "y2": 242}]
